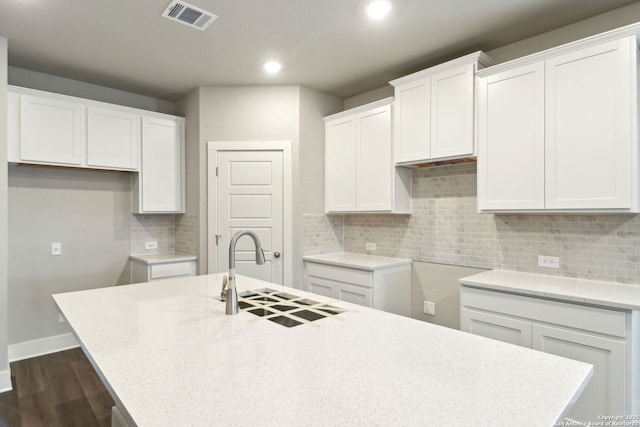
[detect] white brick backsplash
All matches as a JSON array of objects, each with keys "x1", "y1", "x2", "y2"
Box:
[
  {"x1": 304, "y1": 162, "x2": 640, "y2": 285},
  {"x1": 130, "y1": 214, "x2": 175, "y2": 254}
]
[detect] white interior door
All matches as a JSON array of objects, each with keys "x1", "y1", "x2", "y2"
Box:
[{"x1": 211, "y1": 148, "x2": 285, "y2": 284}]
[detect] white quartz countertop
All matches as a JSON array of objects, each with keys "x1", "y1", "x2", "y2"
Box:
[
  {"x1": 129, "y1": 253, "x2": 197, "y2": 265},
  {"x1": 459, "y1": 270, "x2": 640, "y2": 311},
  {"x1": 53, "y1": 274, "x2": 592, "y2": 427},
  {"x1": 303, "y1": 252, "x2": 411, "y2": 270}
]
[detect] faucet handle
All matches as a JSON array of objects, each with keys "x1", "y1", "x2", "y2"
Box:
[{"x1": 220, "y1": 275, "x2": 228, "y2": 301}]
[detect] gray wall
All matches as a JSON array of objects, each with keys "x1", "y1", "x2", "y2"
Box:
[
  {"x1": 182, "y1": 85, "x2": 341, "y2": 287},
  {"x1": 6, "y1": 70, "x2": 177, "y2": 347},
  {"x1": 0, "y1": 36, "x2": 9, "y2": 384},
  {"x1": 343, "y1": 2, "x2": 640, "y2": 110},
  {"x1": 8, "y1": 166, "x2": 131, "y2": 344},
  {"x1": 8, "y1": 67, "x2": 175, "y2": 114}
]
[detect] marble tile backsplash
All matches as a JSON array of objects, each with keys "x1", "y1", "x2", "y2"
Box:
[
  {"x1": 305, "y1": 163, "x2": 640, "y2": 284},
  {"x1": 176, "y1": 214, "x2": 199, "y2": 256},
  {"x1": 303, "y1": 214, "x2": 344, "y2": 255},
  {"x1": 130, "y1": 214, "x2": 175, "y2": 254}
]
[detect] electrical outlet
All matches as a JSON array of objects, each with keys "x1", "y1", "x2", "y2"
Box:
[
  {"x1": 423, "y1": 301, "x2": 436, "y2": 316},
  {"x1": 58, "y1": 313, "x2": 66, "y2": 323},
  {"x1": 365, "y1": 242, "x2": 376, "y2": 251},
  {"x1": 51, "y1": 242, "x2": 62, "y2": 256},
  {"x1": 145, "y1": 241, "x2": 158, "y2": 250},
  {"x1": 538, "y1": 255, "x2": 560, "y2": 269}
]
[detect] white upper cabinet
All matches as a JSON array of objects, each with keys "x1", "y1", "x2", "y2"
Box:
[
  {"x1": 324, "y1": 98, "x2": 411, "y2": 213},
  {"x1": 477, "y1": 63, "x2": 545, "y2": 211},
  {"x1": 19, "y1": 94, "x2": 84, "y2": 166},
  {"x1": 132, "y1": 116, "x2": 185, "y2": 214},
  {"x1": 87, "y1": 106, "x2": 140, "y2": 170},
  {"x1": 390, "y1": 51, "x2": 494, "y2": 165},
  {"x1": 477, "y1": 24, "x2": 640, "y2": 213}
]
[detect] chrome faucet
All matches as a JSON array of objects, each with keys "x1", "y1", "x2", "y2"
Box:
[{"x1": 222, "y1": 230, "x2": 266, "y2": 315}]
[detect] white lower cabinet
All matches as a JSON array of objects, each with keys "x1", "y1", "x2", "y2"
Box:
[
  {"x1": 130, "y1": 255, "x2": 196, "y2": 284},
  {"x1": 460, "y1": 286, "x2": 636, "y2": 424},
  {"x1": 304, "y1": 258, "x2": 410, "y2": 317}
]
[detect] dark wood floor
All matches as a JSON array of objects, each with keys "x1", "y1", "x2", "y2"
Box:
[{"x1": 0, "y1": 348, "x2": 114, "y2": 427}]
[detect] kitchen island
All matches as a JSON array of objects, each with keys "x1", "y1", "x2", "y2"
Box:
[{"x1": 53, "y1": 273, "x2": 592, "y2": 426}]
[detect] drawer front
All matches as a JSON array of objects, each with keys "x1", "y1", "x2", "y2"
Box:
[
  {"x1": 336, "y1": 283, "x2": 372, "y2": 307},
  {"x1": 305, "y1": 262, "x2": 372, "y2": 287},
  {"x1": 150, "y1": 261, "x2": 196, "y2": 279},
  {"x1": 460, "y1": 286, "x2": 627, "y2": 338}
]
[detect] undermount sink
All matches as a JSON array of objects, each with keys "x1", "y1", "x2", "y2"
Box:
[{"x1": 217, "y1": 287, "x2": 344, "y2": 327}]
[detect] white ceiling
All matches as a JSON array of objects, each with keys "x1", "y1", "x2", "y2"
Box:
[{"x1": 1, "y1": 0, "x2": 639, "y2": 101}]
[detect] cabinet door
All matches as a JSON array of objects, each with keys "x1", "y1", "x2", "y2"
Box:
[
  {"x1": 430, "y1": 63, "x2": 475, "y2": 159},
  {"x1": 357, "y1": 105, "x2": 392, "y2": 211},
  {"x1": 532, "y1": 324, "x2": 626, "y2": 423},
  {"x1": 140, "y1": 117, "x2": 184, "y2": 212},
  {"x1": 477, "y1": 63, "x2": 545, "y2": 211},
  {"x1": 545, "y1": 38, "x2": 633, "y2": 209},
  {"x1": 336, "y1": 282, "x2": 372, "y2": 307},
  {"x1": 306, "y1": 275, "x2": 336, "y2": 298},
  {"x1": 20, "y1": 94, "x2": 84, "y2": 165},
  {"x1": 461, "y1": 309, "x2": 532, "y2": 347},
  {"x1": 325, "y1": 117, "x2": 357, "y2": 212},
  {"x1": 394, "y1": 78, "x2": 430, "y2": 163},
  {"x1": 87, "y1": 107, "x2": 140, "y2": 170}
]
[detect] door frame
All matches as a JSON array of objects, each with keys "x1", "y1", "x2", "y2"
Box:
[{"x1": 207, "y1": 141, "x2": 293, "y2": 287}]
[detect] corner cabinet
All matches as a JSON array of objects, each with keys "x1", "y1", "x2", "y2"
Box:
[
  {"x1": 460, "y1": 285, "x2": 638, "y2": 425},
  {"x1": 324, "y1": 97, "x2": 411, "y2": 213},
  {"x1": 477, "y1": 25, "x2": 640, "y2": 213},
  {"x1": 390, "y1": 51, "x2": 494, "y2": 165}
]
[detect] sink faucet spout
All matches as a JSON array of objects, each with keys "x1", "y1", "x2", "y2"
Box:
[{"x1": 225, "y1": 230, "x2": 266, "y2": 315}]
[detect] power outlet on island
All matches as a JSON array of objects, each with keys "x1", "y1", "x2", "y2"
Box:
[{"x1": 365, "y1": 242, "x2": 376, "y2": 251}]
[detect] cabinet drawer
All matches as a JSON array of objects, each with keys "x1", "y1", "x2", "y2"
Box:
[
  {"x1": 461, "y1": 286, "x2": 627, "y2": 338},
  {"x1": 150, "y1": 261, "x2": 195, "y2": 279},
  {"x1": 305, "y1": 262, "x2": 372, "y2": 287}
]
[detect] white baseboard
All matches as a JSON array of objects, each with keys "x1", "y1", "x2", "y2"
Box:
[
  {"x1": 8, "y1": 333, "x2": 79, "y2": 362},
  {"x1": 0, "y1": 369, "x2": 12, "y2": 392}
]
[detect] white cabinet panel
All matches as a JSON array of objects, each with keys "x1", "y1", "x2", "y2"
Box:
[
  {"x1": 325, "y1": 117, "x2": 357, "y2": 212},
  {"x1": 87, "y1": 107, "x2": 140, "y2": 170},
  {"x1": 393, "y1": 78, "x2": 431, "y2": 163},
  {"x1": 477, "y1": 29, "x2": 640, "y2": 213},
  {"x1": 391, "y1": 52, "x2": 493, "y2": 165},
  {"x1": 477, "y1": 64, "x2": 545, "y2": 210},
  {"x1": 430, "y1": 63, "x2": 475, "y2": 159},
  {"x1": 532, "y1": 324, "x2": 626, "y2": 423},
  {"x1": 336, "y1": 283, "x2": 372, "y2": 307},
  {"x1": 357, "y1": 106, "x2": 392, "y2": 211},
  {"x1": 136, "y1": 117, "x2": 184, "y2": 213},
  {"x1": 461, "y1": 309, "x2": 532, "y2": 347},
  {"x1": 545, "y1": 39, "x2": 632, "y2": 209},
  {"x1": 324, "y1": 98, "x2": 410, "y2": 213},
  {"x1": 20, "y1": 94, "x2": 84, "y2": 165}
]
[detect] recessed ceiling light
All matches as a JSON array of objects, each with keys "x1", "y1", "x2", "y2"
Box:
[
  {"x1": 263, "y1": 61, "x2": 282, "y2": 74},
  {"x1": 365, "y1": 0, "x2": 393, "y2": 20}
]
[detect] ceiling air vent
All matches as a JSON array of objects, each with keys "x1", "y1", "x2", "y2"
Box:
[{"x1": 162, "y1": 0, "x2": 217, "y2": 31}]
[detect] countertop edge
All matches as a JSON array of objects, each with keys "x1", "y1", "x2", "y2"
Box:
[
  {"x1": 459, "y1": 270, "x2": 640, "y2": 311},
  {"x1": 129, "y1": 253, "x2": 197, "y2": 265},
  {"x1": 303, "y1": 253, "x2": 412, "y2": 270}
]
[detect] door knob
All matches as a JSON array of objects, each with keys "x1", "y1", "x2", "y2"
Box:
[{"x1": 274, "y1": 251, "x2": 281, "y2": 258}]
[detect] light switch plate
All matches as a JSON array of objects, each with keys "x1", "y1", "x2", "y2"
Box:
[
  {"x1": 365, "y1": 242, "x2": 376, "y2": 251},
  {"x1": 145, "y1": 241, "x2": 158, "y2": 250}
]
